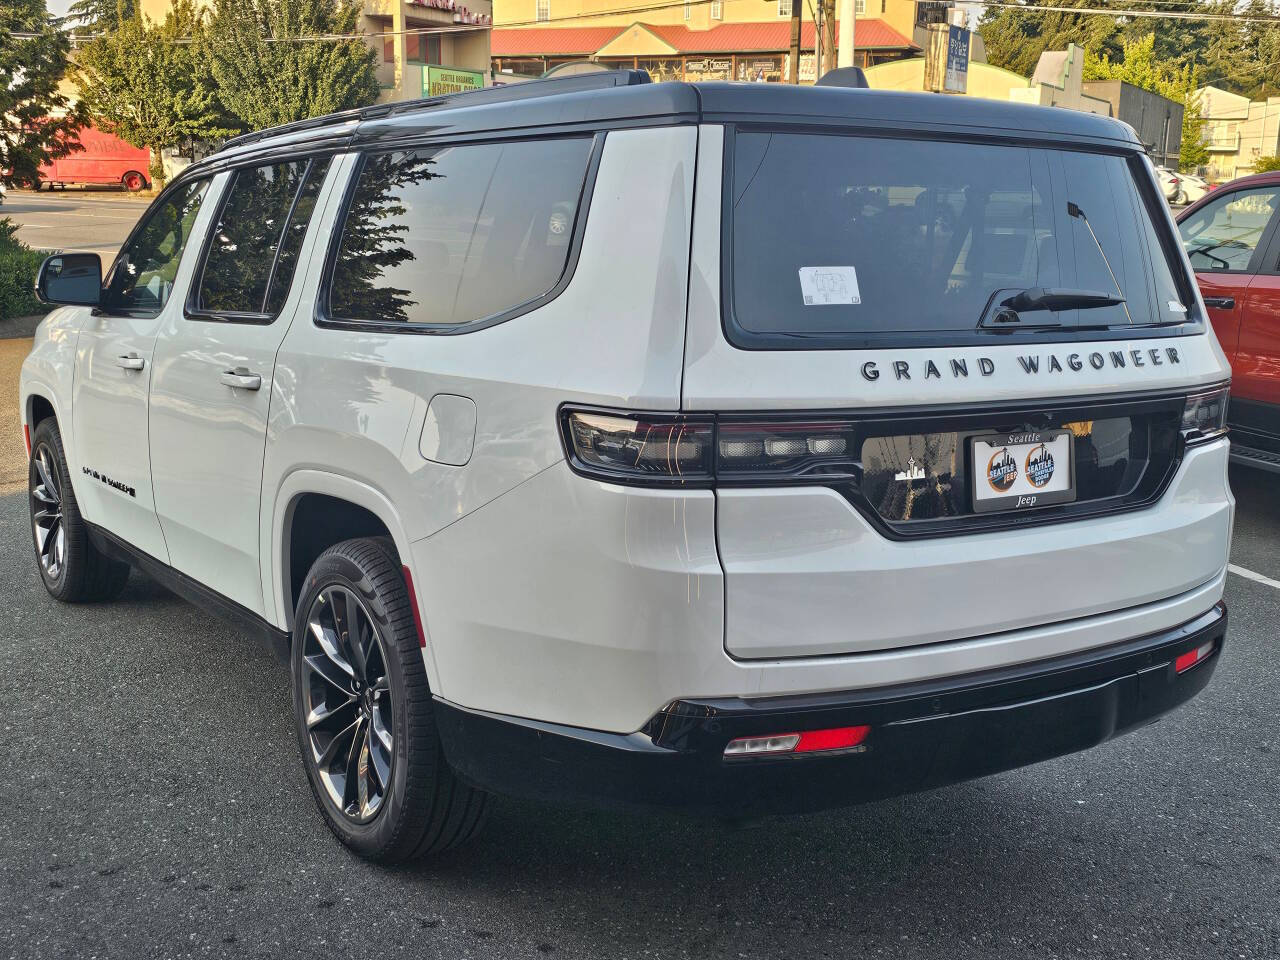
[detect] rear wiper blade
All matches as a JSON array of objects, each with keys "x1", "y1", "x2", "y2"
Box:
[
  {"x1": 1003, "y1": 287, "x2": 1126, "y2": 312},
  {"x1": 977, "y1": 287, "x2": 1126, "y2": 330}
]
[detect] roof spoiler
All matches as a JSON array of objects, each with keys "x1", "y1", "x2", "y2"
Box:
[{"x1": 816, "y1": 67, "x2": 870, "y2": 89}]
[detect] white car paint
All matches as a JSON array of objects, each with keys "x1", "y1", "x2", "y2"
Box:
[{"x1": 19, "y1": 118, "x2": 1234, "y2": 740}]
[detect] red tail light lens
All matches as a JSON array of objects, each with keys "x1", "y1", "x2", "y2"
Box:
[
  {"x1": 1174, "y1": 639, "x2": 1215, "y2": 674},
  {"x1": 724, "y1": 725, "x2": 870, "y2": 758}
]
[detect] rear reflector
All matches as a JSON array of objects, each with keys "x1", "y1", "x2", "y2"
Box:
[
  {"x1": 1174, "y1": 639, "x2": 1215, "y2": 674},
  {"x1": 23, "y1": 423, "x2": 31, "y2": 458},
  {"x1": 401, "y1": 564, "x2": 427, "y2": 649},
  {"x1": 724, "y1": 725, "x2": 870, "y2": 758}
]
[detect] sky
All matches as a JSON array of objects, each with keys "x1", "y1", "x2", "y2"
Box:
[{"x1": 49, "y1": 0, "x2": 73, "y2": 15}]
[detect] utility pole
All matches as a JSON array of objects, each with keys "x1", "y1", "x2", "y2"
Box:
[
  {"x1": 837, "y1": 0, "x2": 856, "y2": 69},
  {"x1": 821, "y1": 0, "x2": 837, "y2": 75},
  {"x1": 789, "y1": 0, "x2": 802, "y2": 83}
]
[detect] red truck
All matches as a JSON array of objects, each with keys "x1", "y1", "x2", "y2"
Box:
[
  {"x1": 1178, "y1": 172, "x2": 1280, "y2": 473},
  {"x1": 37, "y1": 124, "x2": 150, "y2": 191}
]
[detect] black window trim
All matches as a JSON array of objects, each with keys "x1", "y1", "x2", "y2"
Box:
[
  {"x1": 313, "y1": 130, "x2": 606, "y2": 337},
  {"x1": 184, "y1": 154, "x2": 333, "y2": 326},
  {"x1": 718, "y1": 122, "x2": 1207, "y2": 352},
  {"x1": 94, "y1": 174, "x2": 214, "y2": 320}
]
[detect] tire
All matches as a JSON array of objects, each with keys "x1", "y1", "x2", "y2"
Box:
[
  {"x1": 291, "y1": 537, "x2": 487, "y2": 863},
  {"x1": 121, "y1": 171, "x2": 146, "y2": 192},
  {"x1": 28, "y1": 418, "x2": 131, "y2": 603}
]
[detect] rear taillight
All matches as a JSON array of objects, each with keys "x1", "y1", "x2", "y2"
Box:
[
  {"x1": 1181, "y1": 385, "x2": 1229, "y2": 446},
  {"x1": 560, "y1": 408, "x2": 857, "y2": 486}
]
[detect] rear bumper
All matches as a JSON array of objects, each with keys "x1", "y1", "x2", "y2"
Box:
[{"x1": 434, "y1": 603, "x2": 1227, "y2": 815}]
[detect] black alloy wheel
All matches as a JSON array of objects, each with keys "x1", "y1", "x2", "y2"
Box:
[
  {"x1": 26, "y1": 417, "x2": 130, "y2": 602},
  {"x1": 291, "y1": 538, "x2": 487, "y2": 863}
]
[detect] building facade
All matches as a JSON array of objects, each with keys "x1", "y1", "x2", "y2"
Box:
[
  {"x1": 490, "y1": 0, "x2": 929, "y2": 82},
  {"x1": 1199, "y1": 85, "x2": 1280, "y2": 182}
]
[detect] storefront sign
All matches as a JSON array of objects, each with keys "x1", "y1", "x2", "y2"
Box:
[
  {"x1": 424, "y1": 65, "x2": 485, "y2": 96},
  {"x1": 944, "y1": 25, "x2": 970, "y2": 94}
]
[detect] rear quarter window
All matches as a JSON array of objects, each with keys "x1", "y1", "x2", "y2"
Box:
[
  {"x1": 325, "y1": 136, "x2": 594, "y2": 330},
  {"x1": 725, "y1": 129, "x2": 1193, "y2": 348}
]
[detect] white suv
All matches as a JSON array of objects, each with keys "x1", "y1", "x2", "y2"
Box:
[{"x1": 22, "y1": 72, "x2": 1233, "y2": 864}]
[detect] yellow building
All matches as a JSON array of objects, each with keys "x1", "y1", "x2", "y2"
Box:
[
  {"x1": 491, "y1": 0, "x2": 933, "y2": 82},
  {"x1": 139, "y1": 0, "x2": 494, "y2": 102}
]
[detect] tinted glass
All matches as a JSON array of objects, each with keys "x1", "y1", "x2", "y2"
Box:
[
  {"x1": 103, "y1": 179, "x2": 209, "y2": 314},
  {"x1": 328, "y1": 137, "x2": 593, "y2": 327},
  {"x1": 729, "y1": 132, "x2": 1188, "y2": 343},
  {"x1": 197, "y1": 159, "x2": 325, "y2": 315},
  {"x1": 265, "y1": 158, "x2": 331, "y2": 315},
  {"x1": 1178, "y1": 186, "x2": 1280, "y2": 272}
]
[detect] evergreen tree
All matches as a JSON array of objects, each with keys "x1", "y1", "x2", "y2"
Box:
[
  {"x1": 73, "y1": 0, "x2": 236, "y2": 187},
  {"x1": 202, "y1": 0, "x2": 378, "y2": 132},
  {"x1": 64, "y1": 0, "x2": 134, "y2": 32},
  {"x1": 979, "y1": 0, "x2": 1122, "y2": 78},
  {"x1": 0, "y1": 0, "x2": 87, "y2": 188}
]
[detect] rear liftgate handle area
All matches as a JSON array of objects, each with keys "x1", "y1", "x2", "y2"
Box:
[{"x1": 220, "y1": 367, "x2": 262, "y2": 391}]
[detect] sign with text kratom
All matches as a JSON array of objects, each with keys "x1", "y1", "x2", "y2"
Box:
[{"x1": 424, "y1": 65, "x2": 485, "y2": 96}]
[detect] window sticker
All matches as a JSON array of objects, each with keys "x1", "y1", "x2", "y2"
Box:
[{"x1": 798, "y1": 266, "x2": 861, "y2": 306}]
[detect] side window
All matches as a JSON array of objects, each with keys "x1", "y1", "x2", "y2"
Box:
[
  {"x1": 327, "y1": 137, "x2": 593, "y2": 328},
  {"x1": 1179, "y1": 186, "x2": 1280, "y2": 272},
  {"x1": 194, "y1": 157, "x2": 332, "y2": 318},
  {"x1": 102, "y1": 178, "x2": 209, "y2": 315}
]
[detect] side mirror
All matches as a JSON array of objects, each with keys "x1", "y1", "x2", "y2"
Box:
[{"x1": 35, "y1": 253, "x2": 102, "y2": 307}]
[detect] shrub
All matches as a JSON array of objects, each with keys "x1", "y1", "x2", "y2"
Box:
[
  {"x1": 0, "y1": 217, "x2": 48, "y2": 321},
  {"x1": 1251, "y1": 155, "x2": 1280, "y2": 174}
]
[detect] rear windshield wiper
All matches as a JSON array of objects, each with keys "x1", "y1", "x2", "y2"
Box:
[
  {"x1": 978, "y1": 287, "x2": 1126, "y2": 329},
  {"x1": 1004, "y1": 287, "x2": 1126, "y2": 312}
]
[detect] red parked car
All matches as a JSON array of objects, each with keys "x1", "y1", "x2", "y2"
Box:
[
  {"x1": 38, "y1": 124, "x2": 150, "y2": 191},
  {"x1": 1178, "y1": 172, "x2": 1280, "y2": 472}
]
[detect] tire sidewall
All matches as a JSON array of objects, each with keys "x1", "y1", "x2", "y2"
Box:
[
  {"x1": 29, "y1": 419, "x2": 77, "y2": 598},
  {"x1": 290, "y1": 548, "x2": 419, "y2": 857}
]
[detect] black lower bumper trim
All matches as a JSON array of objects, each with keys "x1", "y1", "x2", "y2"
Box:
[{"x1": 433, "y1": 603, "x2": 1227, "y2": 815}]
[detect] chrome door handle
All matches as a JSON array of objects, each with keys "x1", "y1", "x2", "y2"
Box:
[
  {"x1": 1203, "y1": 296, "x2": 1235, "y2": 310},
  {"x1": 115, "y1": 353, "x2": 145, "y2": 370},
  {"x1": 220, "y1": 368, "x2": 262, "y2": 391}
]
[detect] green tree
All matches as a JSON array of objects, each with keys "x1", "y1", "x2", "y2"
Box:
[
  {"x1": 1251, "y1": 155, "x2": 1280, "y2": 173},
  {"x1": 0, "y1": 0, "x2": 86, "y2": 188},
  {"x1": 64, "y1": 0, "x2": 134, "y2": 31},
  {"x1": 202, "y1": 0, "x2": 378, "y2": 131},
  {"x1": 979, "y1": 0, "x2": 1121, "y2": 78},
  {"x1": 72, "y1": 0, "x2": 235, "y2": 187}
]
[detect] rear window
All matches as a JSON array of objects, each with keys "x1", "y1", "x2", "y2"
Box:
[
  {"x1": 327, "y1": 137, "x2": 593, "y2": 329},
  {"x1": 726, "y1": 130, "x2": 1191, "y2": 348}
]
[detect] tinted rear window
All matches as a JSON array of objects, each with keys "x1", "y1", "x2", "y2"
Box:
[
  {"x1": 328, "y1": 137, "x2": 593, "y2": 328},
  {"x1": 727, "y1": 131, "x2": 1189, "y2": 347}
]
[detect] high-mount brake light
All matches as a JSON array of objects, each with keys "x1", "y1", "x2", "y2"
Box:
[
  {"x1": 559, "y1": 409, "x2": 859, "y2": 486},
  {"x1": 723, "y1": 725, "x2": 871, "y2": 758},
  {"x1": 1181, "y1": 385, "x2": 1230, "y2": 445}
]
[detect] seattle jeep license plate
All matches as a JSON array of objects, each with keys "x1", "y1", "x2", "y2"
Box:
[{"x1": 971, "y1": 430, "x2": 1076, "y2": 513}]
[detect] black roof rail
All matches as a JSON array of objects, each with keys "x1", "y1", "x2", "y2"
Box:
[{"x1": 219, "y1": 69, "x2": 651, "y2": 153}]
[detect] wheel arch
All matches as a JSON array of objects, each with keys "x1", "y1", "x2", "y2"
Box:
[
  {"x1": 268, "y1": 471, "x2": 429, "y2": 671},
  {"x1": 25, "y1": 391, "x2": 57, "y2": 431}
]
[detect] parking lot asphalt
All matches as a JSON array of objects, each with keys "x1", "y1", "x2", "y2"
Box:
[
  {"x1": 0, "y1": 468, "x2": 1277, "y2": 960},
  {"x1": 2, "y1": 189, "x2": 142, "y2": 262}
]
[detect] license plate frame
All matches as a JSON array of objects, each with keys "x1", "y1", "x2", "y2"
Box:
[{"x1": 970, "y1": 429, "x2": 1077, "y2": 514}]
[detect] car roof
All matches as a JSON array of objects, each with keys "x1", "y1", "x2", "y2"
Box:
[{"x1": 191, "y1": 71, "x2": 1144, "y2": 175}]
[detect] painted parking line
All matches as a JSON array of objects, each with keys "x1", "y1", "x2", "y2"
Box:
[{"x1": 1229, "y1": 563, "x2": 1280, "y2": 591}]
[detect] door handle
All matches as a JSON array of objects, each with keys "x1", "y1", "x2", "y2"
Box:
[
  {"x1": 1203, "y1": 296, "x2": 1235, "y2": 310},
  {"x1": 220, "y1": 367, "x2": 262, "y2": 391},
  {"x1": 115, "y1": 353, "x2": 145, "y2": 370}
]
